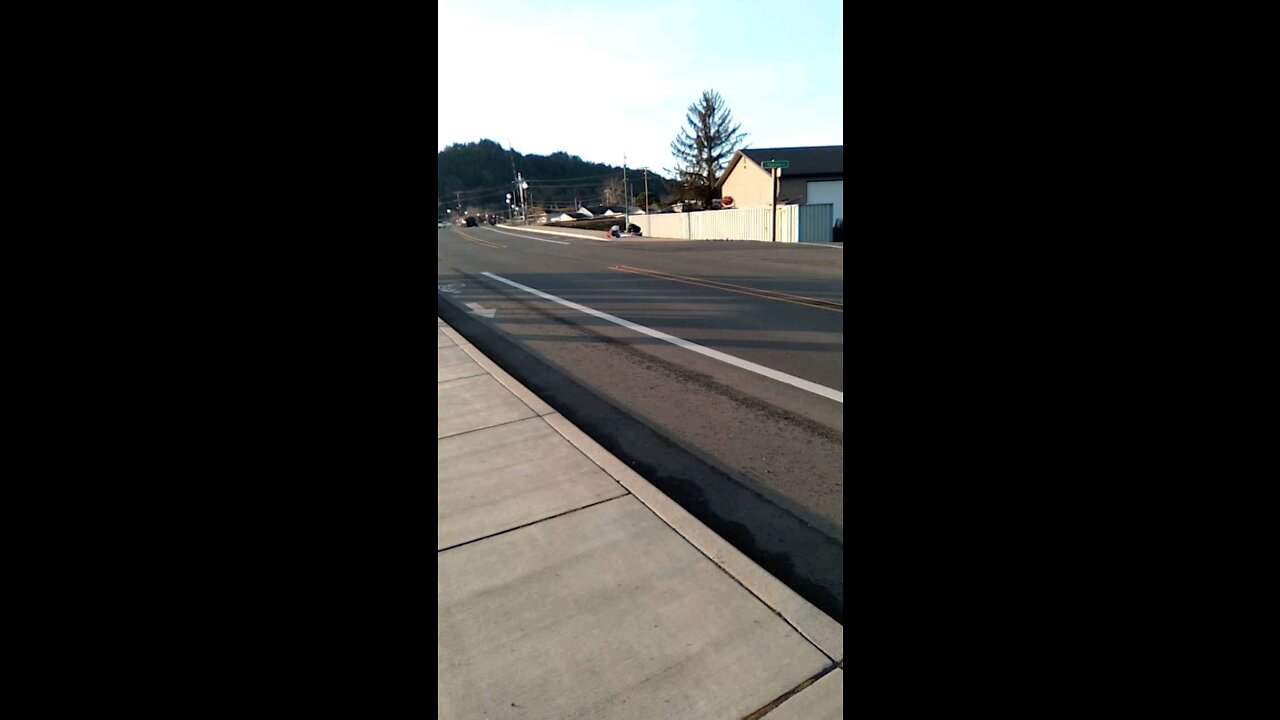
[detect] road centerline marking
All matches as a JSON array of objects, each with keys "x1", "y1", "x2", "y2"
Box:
[
  {"x1": 609, "y1": 265, "x2": 843, "y2": 313},
  {"x1": 455, "y1": 229, "x2": 505, "y2": 249},
  {"x1": 480, "y1": 271, "x2": 843, "y2": 404}
]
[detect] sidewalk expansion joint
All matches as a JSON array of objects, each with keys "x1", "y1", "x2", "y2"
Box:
[
  {"x1": 437, "y1": 373, "x2": 493, "y2": 389},
  {"x1": 437, "y1": 367, "x2": 487, "y2": 382},
  {"x1": 435, "y1": 414, "x2": 540, "y2": 442},
  {"x1": 436, "y1": 493, "x2": 630, "y2": 554}
]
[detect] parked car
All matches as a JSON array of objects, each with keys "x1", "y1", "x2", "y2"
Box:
[{"x1": 465, "y1": 216, "x2": 478, "y2": 227}]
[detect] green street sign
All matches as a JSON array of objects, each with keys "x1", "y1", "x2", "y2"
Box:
[{"x1": 761, "y1": 160, "x2": 790, "y2": 169}]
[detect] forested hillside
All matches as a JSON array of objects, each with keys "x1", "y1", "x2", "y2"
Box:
[{"x1": 438, "y1": 139, "x2": 669, "y2": 215}]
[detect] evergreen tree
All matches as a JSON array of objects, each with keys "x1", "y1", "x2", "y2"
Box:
[{"x1": 667, "y1": 90, "x2": 747, "y2": 208}]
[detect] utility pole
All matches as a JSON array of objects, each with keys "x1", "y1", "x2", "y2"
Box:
[
  {"x1": 517, "y1": 172, "x2": 527, "y2": 224},
  {"x1": 643, "y1": 168, "x2": 649, "y2": 215},
  {"x1": 510, "y1": 142, "x2": 519, "y2": 226},
  {"x1": 623, "y1": 153, "x2": 628, "y2": 232},
  {"x1": 771, "y1": 160, "x2": 777, "y2": 243}
]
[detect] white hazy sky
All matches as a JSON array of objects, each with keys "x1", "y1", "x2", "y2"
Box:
[{"x1": 438, "y1": 0, "x2": 843, "y2": 176}]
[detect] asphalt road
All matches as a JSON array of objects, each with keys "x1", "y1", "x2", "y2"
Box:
[{"x1": 437, "y1": 224, "x2": 845, "y2": 621}]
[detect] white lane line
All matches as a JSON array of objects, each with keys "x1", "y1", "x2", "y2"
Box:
[
  {"x1": 481, "y1": 272, "x2": 843, "y2": 404},
  {"x1": 485, "y1": 227, "x2": 571, "y2": 244}
]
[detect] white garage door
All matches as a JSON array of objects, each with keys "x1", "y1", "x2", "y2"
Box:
[{"x1": 807, "y1": 180, "x2": 843, "y2": 226}]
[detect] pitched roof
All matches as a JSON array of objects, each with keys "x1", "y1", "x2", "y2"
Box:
[{"x1": 715, "y1": 145, "x2": 843, "y2": 187}]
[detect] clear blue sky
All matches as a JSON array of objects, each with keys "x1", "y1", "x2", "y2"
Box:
[{"x1": 438, "y1": 0, "x2": 843, "y2": 177}]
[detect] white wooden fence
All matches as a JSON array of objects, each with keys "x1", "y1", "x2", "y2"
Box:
[{"x1": 629, "y1": 205, "x2": 834, "y2": 243}]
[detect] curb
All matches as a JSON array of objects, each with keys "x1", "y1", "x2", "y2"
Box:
[
  {"x1": 493, "y1": 225, "x2": 609, "y2": 241},
  {"x1": 493, "y1": 225, "x2": 689, "y2": 243},
  {"x1": 493, "y1": 224, "x2": 838, "y2": 246},
  {"x1": 438, "y1": 316, "x2": 844, "y2": 663}
]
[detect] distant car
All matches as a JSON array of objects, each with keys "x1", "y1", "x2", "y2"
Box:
[
  {"x1": 465, "y1": 217, "x2": 478, "y2": 227},
  {"x1": 438, "y1": 221, "x2": 446, "y2": 228}
]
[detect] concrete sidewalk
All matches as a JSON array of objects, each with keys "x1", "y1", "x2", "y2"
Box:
[{"x1": 438, "y1": 317, "x2": 843, "y2": 719}]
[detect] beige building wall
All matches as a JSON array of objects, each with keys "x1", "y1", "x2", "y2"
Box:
[{"x1": 720, "y1": 159, "x2": 775, "y2": 208}]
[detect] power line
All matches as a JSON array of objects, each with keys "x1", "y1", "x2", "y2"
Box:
[
  {"x1": 528, "y1": 170, "x2": 669, "y2": 185},
  {"x1": 445, "y1": 171, "x2": 667, "y2": 195},
  {"x1": 518, "y1": 183, "x2": 608, "y2": 190},
  {"x1": 447, "y1": 182, "x2": 521, "y2": 197},
  {"x1": 525, "y1": 172, "x2": 619, "y2": 184}
]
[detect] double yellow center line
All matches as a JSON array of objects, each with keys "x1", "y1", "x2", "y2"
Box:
[
  {"x1": 608, "y1": 265, "x2": 843, "y2": 312},
  {"x1": 455, "y1": 229, "x2": 505, "y2": 249}
]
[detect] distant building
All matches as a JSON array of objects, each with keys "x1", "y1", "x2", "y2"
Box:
[{"x1": 715, "y1": 145, "x2": 843, "y2": 226}]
